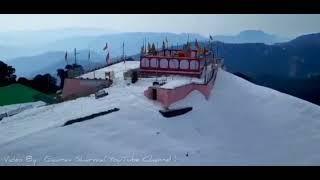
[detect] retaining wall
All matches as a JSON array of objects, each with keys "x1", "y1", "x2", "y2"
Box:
[
  {"x1": 62, "y1": 78, "x2": 112, "y2": 100},
  {"x1": 144, "y1": 68, "x2": 218, "y2": 108}
]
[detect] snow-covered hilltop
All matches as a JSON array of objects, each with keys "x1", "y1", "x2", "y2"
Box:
[{"x1": 1, "y1": 61, "x2": 320, "y2": 165}]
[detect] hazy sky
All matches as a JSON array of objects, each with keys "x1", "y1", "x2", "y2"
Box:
[{"x1": 0, "y1": 14, "x2": 319, "y2": 37}]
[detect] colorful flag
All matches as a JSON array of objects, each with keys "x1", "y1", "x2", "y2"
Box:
[{"x1": 103, "y1": 43, "x2": 108, "y2": 51}]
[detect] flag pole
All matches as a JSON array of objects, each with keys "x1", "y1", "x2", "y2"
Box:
[
  {"x1": 217, "y1": 42, "x2": 219, "y2": 59},
  {"x1": 88, "y1": 49, "x2": 90, "y2": 63},
  {"x1": 166, "y1": 36, "x2": 168, "y2": 49},
  {"x1": 74, "y1": 48, "x2": 77, "y2": 65},
  {"x1": 123, "y1": 41, "x2": 127, "y2": 71},
  {"x1": 144, "y1": 37, "x2": 147, "y2": 54},
  {"x1": 210, "y1": 35, "x2": 214, "y2": 63},
  {"x1": 65, "y1": 51, "x2": 68, "y2": 65},
  {"x1": 122, "y1": 41, "x2": 124, "y2": 61},
  {"x1": 88, "y1": 49, "x2": 95, "y2": 79},
  {"x1": 187, "y1": 33, "x2": 189, "y2": 47}
]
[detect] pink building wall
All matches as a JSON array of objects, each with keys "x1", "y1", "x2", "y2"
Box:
[
  {"x1": 144, "y1": 69, "x2": 218, "y2": 108},
  {"x1": 62, "y1": 78, "x2": 111, "y2": 100}
]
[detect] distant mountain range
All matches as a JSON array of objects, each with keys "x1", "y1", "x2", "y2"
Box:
[
  {"x1": 41, "y1": 32, "x2": 207, "y2": 58},
  {"x1": 0, "y1": 27, "x2": 117, "y2": 46},
  {"x1": 212, "y1": 30, "x2": 288, "y2": 44},
  {"x1": 7, "y1": 50, "x2": 106, "y2": 78},
  {"x1": 0, "y1": 32, "x2": 206, "y2": 60},
  {"x1": 0, "y1": 28, "x2": 118, "y2": 59},
  {"x1": 217, "y1": 33, "x2": 320, "y2": 78},
  {"x1": 1, "y1": 30, "x2": 292, "y2": 78},
  {"x1": 2, "y1": 32, "x2": 208, "y2": 77},
  {"x1": 212, "y1": 33, "x2": 320, "y2": 105},
  {"x1": 0, "y1": 30, "x2": 288, "y2": 60}
]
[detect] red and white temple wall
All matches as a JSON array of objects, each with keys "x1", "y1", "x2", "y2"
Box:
[{"x1": 144, "y1": 68, "x2": 218, "y2": 108}]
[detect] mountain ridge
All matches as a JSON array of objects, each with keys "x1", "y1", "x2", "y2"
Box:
[{"x1": 212, "y1": 30, "x2": 288, "y2": 44}]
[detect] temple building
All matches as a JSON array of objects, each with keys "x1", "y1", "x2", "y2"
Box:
[{"x1": 139, "y1": 46, "x2": 215, "y2": 78}]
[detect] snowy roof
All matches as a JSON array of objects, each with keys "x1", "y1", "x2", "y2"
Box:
[
  {"x1": 79, "y1": 61, "x2": 140, "y2": 80},
  {"x1": 160, "y1": 76, "x2": 204, "y2": 89}
]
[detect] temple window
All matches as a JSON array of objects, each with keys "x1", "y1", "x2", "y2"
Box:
[
  {"x1": 190, "y1": 60, "x2": 199, "y2": 70},
  {"x1": 160, "y1": 59, "x2": 168, "y2": 68},
  {"x1": 169, "y1": 59, "x2": 179, "y2": 69},
  {"x1": 180, "y1": 60, "x2": 189, "y2": 70}
]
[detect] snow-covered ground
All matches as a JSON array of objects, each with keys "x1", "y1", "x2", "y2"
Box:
[
  {"x1": 0, "y1": 101, "x2": 46, "y2": 115},
  {"x1": 1, "y1": 61, "x2": 320, "y2": 165}
]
